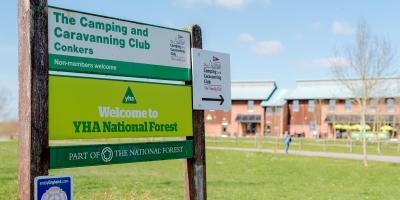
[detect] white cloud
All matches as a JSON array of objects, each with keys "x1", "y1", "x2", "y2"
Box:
[
  {"x1": 239, "y1": 33, "x2": 256, "y2": 42},
  {"x1": 238, "y1": 33, "x2": 283, "y2": 56},
  {"x1": 251, "y1": 40, "x2": 283, "y2": 55},
  {"x1": 331, "y1": 21, "x2": 354, "y2": 35}
]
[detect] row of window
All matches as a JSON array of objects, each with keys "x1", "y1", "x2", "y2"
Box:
[
  {"x1": 293, "y1": 99, "x2": 396, "y2": 112},
  {"x1": 251, "y1": 99, "x2": 396, "y2": 115},
  {"x1": 249, "y1": 100, "x2": 283, "y2": 115},
  {"x1": 266, "y1": 107, "x2": 281, "y2": 115}
]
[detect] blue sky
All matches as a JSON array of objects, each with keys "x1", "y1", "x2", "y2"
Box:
[{"x1": 1, "y1": 0, "x2": 400, "y2": 119}]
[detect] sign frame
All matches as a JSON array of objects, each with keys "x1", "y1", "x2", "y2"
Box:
[
  {"x1": 191, "y1": 48, "x2": 231, "y2": 111},
  {"x1": 48, "y1": 6, "x2": 192, "y2": 81},
  {"x1": 48, "y1": 74, "x2": 193, "y2": 140}
]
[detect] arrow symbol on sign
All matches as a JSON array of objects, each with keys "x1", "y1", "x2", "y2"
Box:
[{"x1": 202, "y1": 95, "x2": 224, "y2": 105}]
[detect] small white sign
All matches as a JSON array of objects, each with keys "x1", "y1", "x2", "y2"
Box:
[{"x1": 192, "y1": 48, "x2": 231, "y2": 111}]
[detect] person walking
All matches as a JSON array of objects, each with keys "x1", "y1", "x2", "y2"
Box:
[{"x1": 284, "y1": 131, "x2": 292, "y2": 154}]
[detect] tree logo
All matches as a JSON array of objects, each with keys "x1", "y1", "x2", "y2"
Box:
[
  {"x1": 101, "y1": 147, "x2": 113, "y2": 163},
  {"x1": 122, "y1": 87, "x2": 137, "y2": 104}
]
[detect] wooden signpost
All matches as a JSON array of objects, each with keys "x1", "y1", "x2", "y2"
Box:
[
  {"x1": 18, "y1": 0, "x2": 49, "y2": 199},
  {"x1": 18, "y1": 0, "x2": 207, "y2": 199},
  {"x1": 184, "y1": 25, "x2": 207, "y2": 200}
]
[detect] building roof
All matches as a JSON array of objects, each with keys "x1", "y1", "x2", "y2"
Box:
[
  {"x1": 285, "y1": 77, "x2": 400, "y2": 100},
  {"x1": 231, "y1": 80, "x2": 277, "y2": 100},
  {"x1": 261, "y1": 89, "x2": 289, "y2": 107}
]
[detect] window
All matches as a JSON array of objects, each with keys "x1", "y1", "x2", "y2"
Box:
[
  {"x1": 345, "y1": 99, "x2": 352, "y2": 111},
  {"x1": 387, "y1": 99, "x2": 395, "y2": 111},
  {"x1": 309, "y1": 121, "x2": 317, "y2": 131},
  {"x1": 329, "y1": 99, "x2": 336, "y2": 111},
  {"x1": 248, "y1": 100, "x2": 254, "y2": 112},
  {"x1": 266, "y1": 107, "x2": 273, "y2": 115},
  {"x1": 275, "y1": 107, "x2": 281, "y2": 115},
  {"x1": 293, "y1": 100, "x2": 299, "y2": 112},
  {"x1": 369, "y1": 99, "x2": 377, "y2": 110},
  {"x1": 308, "y1": 100, "x2": 315, "y2": 112}
]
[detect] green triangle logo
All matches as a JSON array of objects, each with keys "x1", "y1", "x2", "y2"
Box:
[{"x1": 122, "y1": 87, "x2": 137, "y2": 104}]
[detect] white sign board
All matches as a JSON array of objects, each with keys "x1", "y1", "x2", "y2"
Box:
[
  {"x1": 192, "y1": 48, "x2": 231, "y2": 111},
  {"x1": 48, "y1": 7, "x2": 191, "y2": 81}
]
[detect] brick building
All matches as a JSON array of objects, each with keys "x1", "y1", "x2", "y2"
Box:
[
  {"x1": 206, "y1": 77, "x2": 400, "y2": 139},
  {"x1": 284, "y1": 78, "x2": 400, "y2": 138},
  {"x1": 261, "y1": 78, "x2": 400, "y2": 138},
  {"x1": 204, "y1": 80, "x2": 276, "y2": 136},
  {"x1": 261, "y1": 89, "x2": 289, "y2": 136}
]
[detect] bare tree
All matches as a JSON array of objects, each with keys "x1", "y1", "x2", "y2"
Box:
[
  {"x1": 331, "y1": 21, "x2": 396, "y2": 167},
  {"x1": 0, "y1": 88, "x2": 11, "y2": 121}
]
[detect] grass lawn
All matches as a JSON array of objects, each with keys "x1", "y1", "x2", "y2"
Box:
[
  {"x1": 1, "y1": 140, "x2": 400, "y2": 199},
  {"x1": 206, "y1": 137, "x2": 400, "y2": 156}
]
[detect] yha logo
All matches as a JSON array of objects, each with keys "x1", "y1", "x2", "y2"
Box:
[{"x1": 122, "y1": 87, "x2": 137, "y2": 104}]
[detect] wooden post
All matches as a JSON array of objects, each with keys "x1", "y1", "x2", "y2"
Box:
[
  {"x1": 300, "y1": 137, "x2": 303, "y2": 150},
  {"x1": 184, "y1": 24, "x2": 206, "y2": 200},
  {"x1": 349, "y1": 139, "x2": 353, "y2": 153},
  {"x1": 18, "y1": 0, "x2": 49, "y2": 199},
  {"x1": 377, "y1": 140, "x2": 381, "y2": 154}
]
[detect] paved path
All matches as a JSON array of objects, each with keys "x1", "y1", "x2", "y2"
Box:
[{"x1": 207, "y1": 146, "x2": 400, "y2": 164}]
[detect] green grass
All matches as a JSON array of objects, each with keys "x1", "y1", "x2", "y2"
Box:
[
  {"x1": 0, "y1": 141, "x2": 18, "y2": 200},
  {"x1": 1, "y1": 140, "x2": 400, "y2": 199},
  {"x1": 206, "y1": 137, "x2": 400, "y2": 156}
]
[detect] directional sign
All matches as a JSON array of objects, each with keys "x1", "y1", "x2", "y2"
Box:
[
  {"x1": 35, "y1": 175, "x2": 73, "y2": 200},
  {"x1": 49, "y1": 75, "x2": 193, "y2": 139},
  {"x1": 192, "y1": 48, "x2": 231, "y2": 110},
  {"x1": 48, "y1": 7, "x2": 191, "y2": 81}
]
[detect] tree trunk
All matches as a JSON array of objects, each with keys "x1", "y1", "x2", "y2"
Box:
[{"x1": 361, "y1": 103, "x2": 368, "y2": 167}]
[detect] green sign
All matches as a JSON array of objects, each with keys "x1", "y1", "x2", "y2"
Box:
[
  {"x1": 48, "y1": 6, "x2": 191, "y2": 81},
  {"x1": 50, "y1": 140, "x2": 193, "y2": 169},
  {"x1": 49, "y1": 75, "x2": 193, "y2": 140}
]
